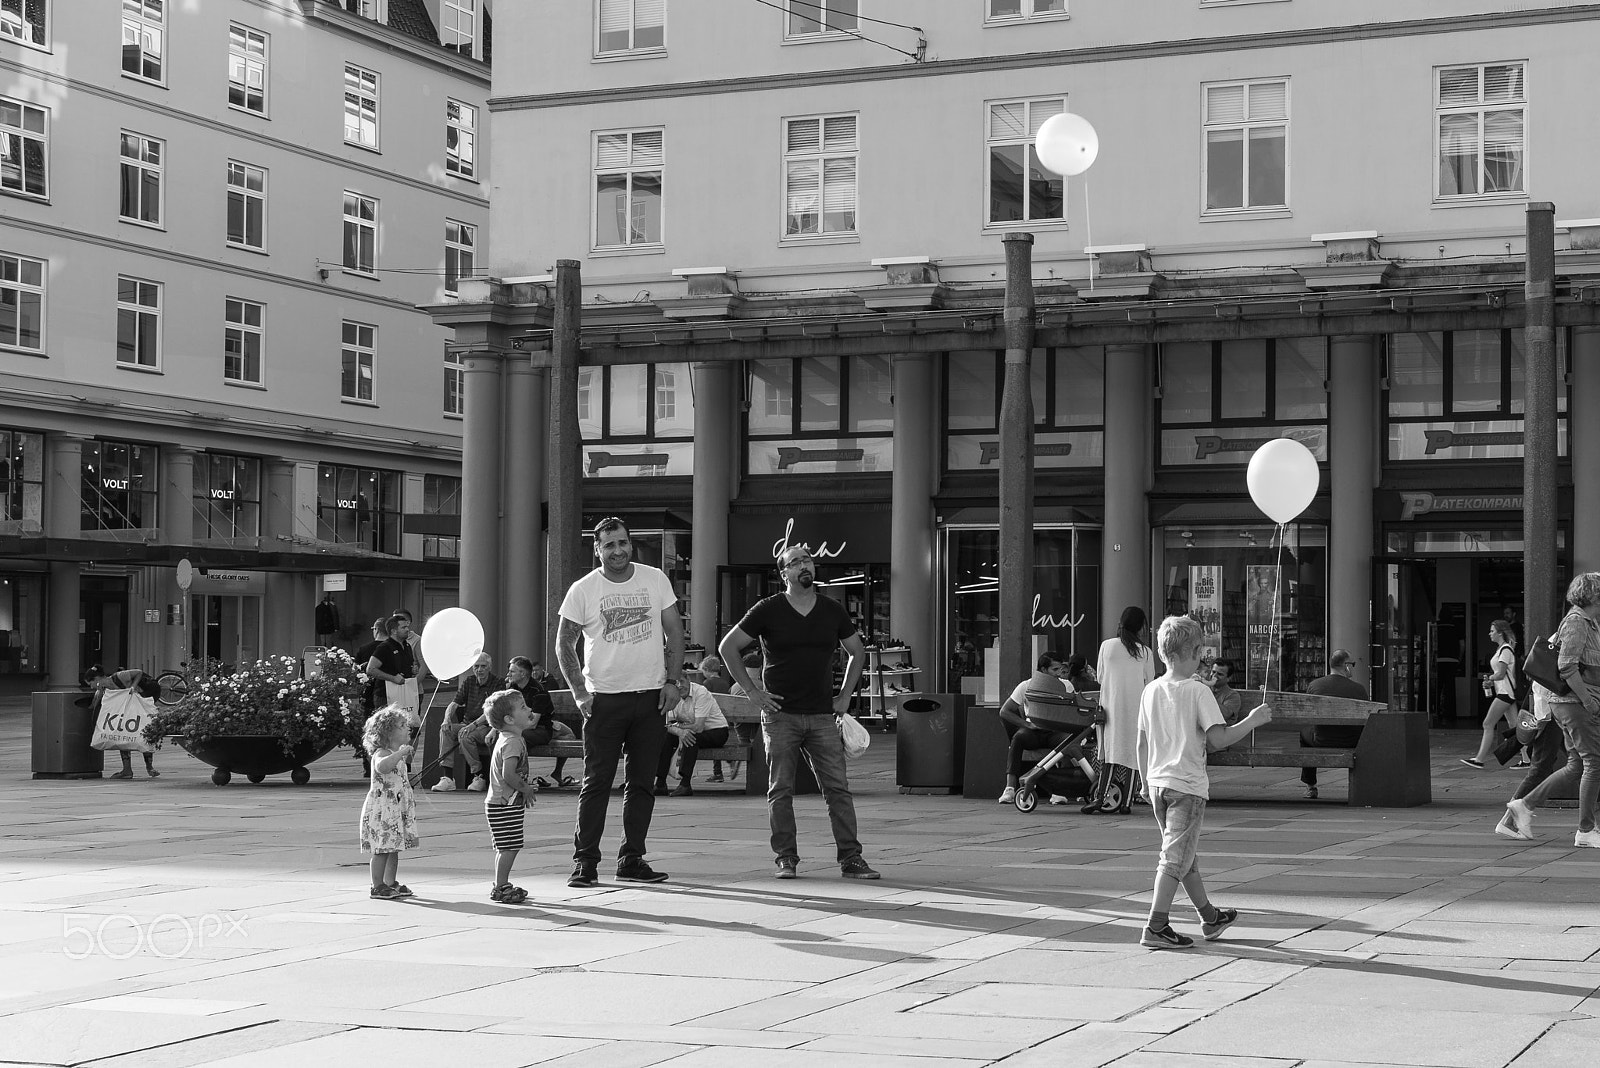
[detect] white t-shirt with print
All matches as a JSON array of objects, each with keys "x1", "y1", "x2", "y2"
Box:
[
  {"x1": 558, "y1": 564, "x2": 677, "y2": 693},
  {"x1": 1138, "y1": 676, "x2": 1226, "y2": 800}
]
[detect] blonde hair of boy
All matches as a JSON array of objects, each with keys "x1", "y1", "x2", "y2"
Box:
[
  {"x1": 1156, "y1": 615, "x2": 1204, "y2": 665},
  {"x1": 483, "y1": 688, "x2": 524, "y2": 731}
]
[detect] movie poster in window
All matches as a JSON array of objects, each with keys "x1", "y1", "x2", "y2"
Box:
[
  {"x1": 1245, "y1": 565, "x2": 1282, "y2": 691},
  {"x1": 1189, "y1": 566, "x2": 1222, "y2": 660}
]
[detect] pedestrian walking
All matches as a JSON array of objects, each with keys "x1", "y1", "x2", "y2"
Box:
[
  {"x1": 359, "y1": 707, "x2": 418, "y2": 900},
  {"x1": 557, "y1": 517, "x2": 685, "y2": 888},
  {"x1": 1136, "y1": 615, "x2": 1273, "y2": 949},
  {"x1": 1088, "y1": 606, "x2": 1156, "y2": 814},
  {"x1": 719, "y1": 542, "x2": 880, "y2": 881},
  {"x1": 1501, "y1": 573, "x2": 1600, "y2": 846},
  {"x1": 1463, "y1": 619, "x2": 1519, "y2": 768}
]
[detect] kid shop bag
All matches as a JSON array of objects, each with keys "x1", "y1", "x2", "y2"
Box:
[{"x1": 91, "y1": 686, "x2": 155, "y2": 753}]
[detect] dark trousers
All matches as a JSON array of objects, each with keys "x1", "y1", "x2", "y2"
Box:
[
  {"x1": 1008, "y1": 727, "x2": 1068, "y2": 778},
  {"x1": 572, "y1": 690, "x2": 667, "y2": 867},
  {"x1": 1300, "y1": 725, "x2": 1363, "y2": 786},
  {"x1": 1513, "y1": 720, "x2": 1567, "y2": 800},
  {"x1": 657, "y1": 726, "x2": 730, "y2": 783}
]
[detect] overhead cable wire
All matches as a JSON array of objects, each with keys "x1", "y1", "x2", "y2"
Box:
[{"x1": 742, "y1": 0, "x2": 923, "y2": 62}]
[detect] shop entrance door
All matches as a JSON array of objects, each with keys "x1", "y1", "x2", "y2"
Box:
[
  {"x1": 1378, "y1": 553, "x2": 1522, "y2": 725},
  {"x1": 79, "y1": 577, "x2": 128, "y2": 673},
  {"x1": 188, "y1": 594, "x2": 261, "y2": 671}
]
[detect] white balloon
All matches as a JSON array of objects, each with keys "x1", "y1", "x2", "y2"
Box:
[
  {"x1": 1034, "y1": 113, "x2": 1099, "y2": 177},
  {"x1": 419, "y1": 607, "x2": 485, "y2": 680},
  {"x1": 1246, "y1": 438, "x2": 1320, "y2": 524}
]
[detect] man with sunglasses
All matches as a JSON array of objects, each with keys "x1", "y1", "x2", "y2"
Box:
[
  {"x1": 558, "y1": 517, "x2": 685, "y2": 888},
  {"x1": 721, "y1": 542, "x2": 880, "y2": 881}
]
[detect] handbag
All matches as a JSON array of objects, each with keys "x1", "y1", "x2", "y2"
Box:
[
  {"x1": 91, "y1": 686, "x2": 155, "y2": 753},
  {"x1": 1492, "y1": 729, "x2": 1523, "y2": 766},
  {"x1": 1522, "y1": 635, "x2": 1571, "y2": 697}
]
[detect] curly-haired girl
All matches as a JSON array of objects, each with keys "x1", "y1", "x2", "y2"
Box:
[{"x1": 359, "y1": 705, "x2": 418, "y2": 899}]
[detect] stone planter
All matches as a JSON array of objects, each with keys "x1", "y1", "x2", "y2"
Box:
[{"x1": 178, "y1": 735, "x2": 340, "y2": 785}]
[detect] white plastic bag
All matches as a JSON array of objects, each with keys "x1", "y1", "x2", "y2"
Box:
[
  {"x1": 91, "y1": 687, "x2": 155, "y2": 752},
  {"x1": 839, "y1": 712, "x2": 871, "y2": 759}
]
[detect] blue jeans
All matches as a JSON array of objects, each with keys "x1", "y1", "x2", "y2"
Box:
[
  {"x1": 572, "y1": 690, "x2": 667, "y2": 867},
  {"x1": 762, "y1": 711, "x2": 862, "y2": 864},
  {"x1": 1524, "y1": 701, "x2": 1600, "y2": 833}
]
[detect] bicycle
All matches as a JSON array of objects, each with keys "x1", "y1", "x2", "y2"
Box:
[{"x1": 154, "y1": 657, "x2": 231, "y2": 706}]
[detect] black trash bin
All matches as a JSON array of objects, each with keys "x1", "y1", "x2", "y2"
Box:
[
  {"x1": 32, "y1": 690, "x2": 105, "y2": 779},
  {"x1": 896, "y1": 693, "x2": 971, "y2": 794}
]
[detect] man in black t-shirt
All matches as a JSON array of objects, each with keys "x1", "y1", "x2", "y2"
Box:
[
  {"x1": 366, "y1": 614, "x2": 417, "y2": 718},
  {"x1": 1300, "y1": 649, "x2": 1369, "y2": 799},
  {"x1": 721, "y1": 543, "x2": 879, "y2": 881}
]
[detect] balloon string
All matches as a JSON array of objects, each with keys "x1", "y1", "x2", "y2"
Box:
[
  {"x1": 1084, "y1": 178, "x2": 1094, "y2": 294},
  {"x1": 1253, "y1": 522, "x2": 1288, "y2": 749}
]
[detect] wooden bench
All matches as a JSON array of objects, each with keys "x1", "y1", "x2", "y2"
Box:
[
  {"x1": 432, "y1": 690, "x2": 768, "y2": 796},
  {"x1": 1206, "y1": 691, "x2": 1430, "y2": 807}
]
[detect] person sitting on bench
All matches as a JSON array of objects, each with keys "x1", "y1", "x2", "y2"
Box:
[
  {"x1": 655, "y1": 679, "x2": 730, "y2": 797},
  {"x1": 459, "y1": 656, "x2": 561, "y2": 791},
  {"x1": 1300, "y1": 649, "x2": 1368, "y2": 800}
]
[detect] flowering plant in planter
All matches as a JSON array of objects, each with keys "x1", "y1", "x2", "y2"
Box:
[{"x1": 143, "y1": 651, "x2": 368, "y2": 756}]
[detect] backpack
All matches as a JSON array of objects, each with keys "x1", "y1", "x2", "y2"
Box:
[{"x1": 1500, "y1": 643, "x2": 1532, "y2": 711}]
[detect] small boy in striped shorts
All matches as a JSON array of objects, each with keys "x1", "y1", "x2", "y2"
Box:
[{"x1": 484, "y1": 688, "x2": 539, "y2": 904}]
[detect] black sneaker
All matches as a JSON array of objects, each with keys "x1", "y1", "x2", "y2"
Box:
[
  {"x1": 1140, "y1": 924, "x2": 1194, "y2": 950},
  {"x1": 840, "y1": 856, "x2": 880, "y2": 880},
  {"x1": 567, "y1": 863, "x2": 598, "y2": 888},
  {"x1": 1201, "y1": 907, "x2": 1238, "y2": 941},
  {"x1": 616, "y1": 859, "x2": 669, "y2": 883},
  {"x1": 774, "y1": 857, "x2": 798, "y2": 879}
]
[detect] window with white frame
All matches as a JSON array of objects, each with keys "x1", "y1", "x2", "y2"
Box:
[
  {"x1": 655, "y1": 365, "x2": 677, "y2": 420},
  {"x1": 345, "y1": 0, "x2": 384, "y2": 20},
  {"x1": 785, "y1": 0, "x2": 856, "y2": 37},
  {"x1": 228, "y1": 24, "x2": 267, "y2": 114},
  {"x1": 224, "y1": 298, "x2": 263, "y2": 384},
  {"x1": 121, "y1": 0, "x2": 163, "y2": 83},
  {"x1": 1, "y1": 0, "x2": 47, "y2": 46},
  {"x1": 343, "y1": 64, "x2": 378, "y2": 149},
  {"x1": 342, "y1": 191, "x2": 376, "y2": 273},
  {"x1": 443, "y1": 348, "x2": 464, "y2": 415},
  {"x1": 446, "y1": 99, "x2": 475, "y2": 179},
  {"x1": 341, "y1": 321, "x2": 374, "y2": 401},
  {"x1": 1437, "y1": 62, "x2": 1526, "y2": 199},
  {"x1": 597, "y1": 0, "x2": 665, "y2": 55},
  {"x1": 226, "y1": 161, "x2": 265, "y2": 249},
  {"x1": 118, "y1": 132, "x2": 162, "y2": 226},
  {"x1": 986, "y1": 0, "x2": 1065, "y2": 22},
  {"x1": 0, "y1": 253, "x2": 43, "y2": 353},
  {"x1": 594, "y1": 129, "x2": 663, "y2": 249},
  {"x1": 444, "y1": 220, "x2": 474, "y2": 295},
  {"x1": 784, "y1": 114, "x2": 857, "y2": 238},
  {"x1": 987, "y1": 97, "x2": 1064, "y2": 224},
  {"x1": 0, "y1": 97, "x2": 46, "y2": 199},
  {"x1": 1203, "y1": 78, "x2": 1288, "y2": 212},
  {"x1": 441, "y1": 0, "x2": 475, "y2": 57},
  {"x1": 116, "y1": 276, "x2": 161, "y2": 369}
]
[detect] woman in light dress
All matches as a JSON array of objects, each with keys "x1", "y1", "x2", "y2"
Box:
[{"x1": 1085, "y1": 606, "x2": 1156, "y2": 814}]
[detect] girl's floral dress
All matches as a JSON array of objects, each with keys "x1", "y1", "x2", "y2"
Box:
[{"x1": 359, "y1": 755, "x2": 418, "y2": 853}]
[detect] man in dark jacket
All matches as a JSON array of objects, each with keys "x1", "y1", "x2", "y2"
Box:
[{"x1": 1300, "y1": 649, "x2": 1368, "y2": 799}]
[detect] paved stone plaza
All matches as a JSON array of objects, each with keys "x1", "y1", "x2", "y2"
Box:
[{"x1": 3, "y1": 707, "x2": 1598, "y2": 1067}]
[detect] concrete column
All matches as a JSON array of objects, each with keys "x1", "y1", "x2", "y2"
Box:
[
  {"x1": 460, "y1": 349, "x2": 505, "y2": 649},
  {"x1": 262, "y1": 459, "x2": 296, "y2": 543},
  {"x1": 690, "y1": 361, "x2": 734, "y2": 653},
  {"x1": 998, "y1": 233, "x2": 1036, "y2": 689},
  {"x1": 503, "y1": 353, "x2": 543, "y2": 662},
  {"x1": 45, "y1": 432, "x2": 84, "y2": 539},
  {"x1": 1103, "y1": 343, "x2": 1152, "y2": 633},
  {"x1": 546, "y1": 260, "x2": 585, "y2": 667},
  {"x1": 1572, "y1": 326, "x2": 1600, "y2": 574},
  {"x1": 1328, "y1": 334, "x2": 1378, "y2": 690},
  {"x1": 160, "y1": 445, "x2": 197, "y2": 547},
  {"x1": 1524, "y1": 203, "x2": 1559, "y2": 639},
  {"x1": 47, "y1": 562, "x2": 80, "y2": 689},
  {"x1": 890, "y1": 353, "x2": 936, "y2": 678}
]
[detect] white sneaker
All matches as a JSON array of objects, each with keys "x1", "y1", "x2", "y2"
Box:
[
  {"x1": 997, "y1": 787, "x2": 1016, "y2": 804},
  {"x1": 431, "y1": 779, "x2": 457, "y2": 792},
  {"x1": 1506, "y1": 798, "x2": 1536, "y2": 838},
  {"x1": 1048, "y1": 794, "x2": 1069, "y2": 805},
  {"x1": 1494, "y1": 812, "x2": 1532, "y2": 841},
  {"x1": 466, "y1": 777, "x2": 488, "y2": 792},
  {"x1": 1575, "y1": 829, "x2": 1600, "y2": 849}
]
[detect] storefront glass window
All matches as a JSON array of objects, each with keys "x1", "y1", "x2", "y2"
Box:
[
  {"x1": 747, "y1": 356, "x2": 892, "y2": 475},
  {"x1": 1161, "y1": 342, "x2": 1213, "y2": 423},
  {"x1": 422, "y1": 473, "x2": 460, "y2": 560},
  {"x1": 943, "y1": 525, "x2": 1101, "y2": 696},
  {"x1": 749, "y1": 359, "x2": 792, "y2": 434},
  {"x1": 846, "y1": 356, "x2": 894, "y2": 433},
  {"x1": 0, "y1": 573, "x2": 44, "y2": 674},
  {"x1": 944, "y1": 348, "x2": 1106, "y2": 470},
  {"x1": 580, "y1": 362, "x2": 695, "y2": 477},
  {"x1": 609, "y1": 364, "x2": 649, "y2": 436},
  {"x1": 1387, "y1": 332, "x2": 1445, "y2": 417},
  {"x1": 1159, "y1": 523, "x2": 1327, "y2": 692},
  {"x1": 1274, "y1": 337, "x2": 1325, "y2": 420},
  {"x1": 947, "y1": 350, "x2": 996, "y2": 430},
  {"x1": 0, "y1": 430, "x2": 43, "y2": 531},
  {"x1": 1219, "y1": 341, "x2": 1267, "y2": 421},
  {"x1": 1452, "y1": 330, "x2": 1501, "y2": 413},
  {"x1": 193, "y1": 453, "x2": 261, "y2": 539},
  {"x1": 316, "y1": 463, "x2": 401, "y2": 553},
  {"x1": 81, "y1": 440, "x2": 158, "y2": 531},
  {"x1": 1055, "y1": 347, "x2": 1104, "y2": 425},
  {"x1": 798, "y1": 357, "x2": 841, "y2": 432}
]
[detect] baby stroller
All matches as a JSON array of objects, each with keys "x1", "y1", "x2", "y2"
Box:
[{"x1": 1013, "y1": 691, "x2": 1105, "y2": 813}]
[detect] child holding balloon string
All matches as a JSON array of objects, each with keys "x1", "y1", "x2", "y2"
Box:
[{"x1": 360, "y1": 706, "x2": 420, "y2": 900}]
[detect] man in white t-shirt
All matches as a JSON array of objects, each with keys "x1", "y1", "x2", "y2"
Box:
[{"x1": 557, "y1": 517, "x2": 685, "y2": 889}]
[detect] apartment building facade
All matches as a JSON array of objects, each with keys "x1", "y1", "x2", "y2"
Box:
[{"x1": 0, "y1": 0, "x2": 490, "y2": 693}]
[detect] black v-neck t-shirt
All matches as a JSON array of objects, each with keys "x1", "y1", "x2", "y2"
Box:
[{"x1": 736, "y1": 593, "x2": 857, "y2": 715}]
